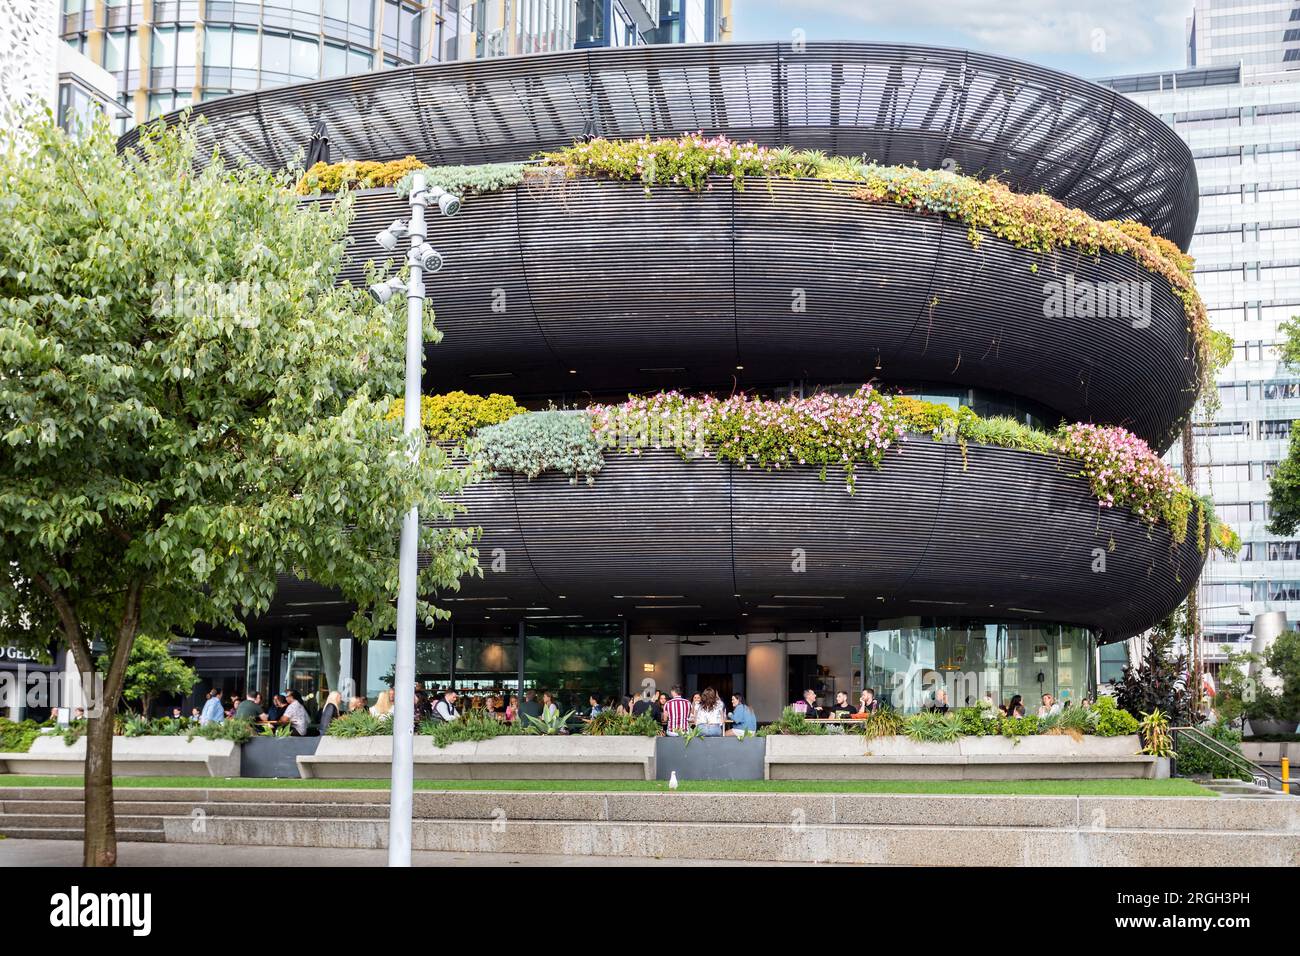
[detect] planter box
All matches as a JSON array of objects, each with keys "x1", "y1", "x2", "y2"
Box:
[
  {"x1": 0, "y1": 735, "x2": 240, "y2": 778},
  {"x1": 655, "y1": 736, "x2": 766, "y2": 781},
  {"x1": 1246, "y1": 719, "x2": 1298, "y2": 738},
  {"x1": 764, "y1": 734, "x2": 1154, "y2": 780},
  {"x1": 242, "y1": 736, "x2": 321, "y2": 778},
  {"x1": 298, "y1": 735, "x2": 656, "y2": 780}
]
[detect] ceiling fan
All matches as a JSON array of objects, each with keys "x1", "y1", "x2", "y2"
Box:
[{"x1": 668, "y1": 637, "x2": 712, "y2": 646}]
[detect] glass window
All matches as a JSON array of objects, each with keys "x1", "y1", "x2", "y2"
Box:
[
  {"x1": 363, "y1": 636, "x2": 450, "y2": 703},
  {"x1": 350, "y1": 0, "x2": 372, "y2": 26},
  {"x1": 205, "y1": 25, "x2": 233, "y2": 67},
  {"x1": 246, "y1": 639, "x2": 272, "y2": 698},
  {"x1": 232, "y1": 28, "x2": 259, "y2": 66},
  {"x1": 279, "y1": 625, "x2": 356, "y2": 716},
  {"x1": 176, "y1": 27, "x2": 196, "y2": 68},
  {"x1": 322, "y1": 41, "x2": 348, "y2": 76},
  {"x1": 348, "y1": 47, "x2": 371, "y2": 73},
  {"x1": 261, "y1": 32, "x2": 291, "y2": 76},
  {"x1": 102, "y1": 29, "x2": 126, "y2": 71},
  {"x1": 523, "y1": 622, "x2": 624, "y2": 714},
  {"x1": 454, "y1": 635, "x2": 519, "y2": 694},
  {"x1": 865, "y1": 618, "x2": 1094, "y2": 713},
  {"x1": 290, "y1": 36, "x2": 319, "y2": 78},
  {"x1": 152, "y1": 26, "x2": 177, "y2": 68}
]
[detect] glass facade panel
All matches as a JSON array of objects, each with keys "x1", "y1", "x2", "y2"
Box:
[
  {"x1": 865, "y1": 618, "x2": 1095, "y2": 713},
  {"x1": 278, "y1": 625, "x2": 355, "y2": 715},
  {"x1": 362, "y1": 636, "x2": 450, "y2": 702},
  {"x1": 523, "y1": 622, "x2": 625, "y2": 713},
  {"x1": 454, "y1": 634, "x2": 519, "y2": 693}
]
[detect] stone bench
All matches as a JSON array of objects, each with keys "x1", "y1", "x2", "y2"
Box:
[
  {"x1": 764, "y1": 734, "x2": 1159, "y2": 780},
  {"x1": 297, "y1": 735, "x2": 656, "y2": 780},
  {"x1": 0, "y1": 736, "x2": 241, "y2": 778}
]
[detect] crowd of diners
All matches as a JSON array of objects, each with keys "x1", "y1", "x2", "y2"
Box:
[{"x1": 182, "y1": 684, "x2": 1082, "y2": 737}]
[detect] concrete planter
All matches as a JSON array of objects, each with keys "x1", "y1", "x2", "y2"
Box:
[
  {"x1": 764, "y1": 733, "x2": 1154, "y2": 780},
  {"x1": 297, "y1": 734, "x2": 657, "y2": 780},
  {"x1": 1246, "y1": 719, "x2": 1298, "y2": 737},
  {"x1": 1239, "y1": 740, "x2": 1300, "y2": 765},
  {"x1": 0, "y1": 735, "x2": 240, "y2": 777}
]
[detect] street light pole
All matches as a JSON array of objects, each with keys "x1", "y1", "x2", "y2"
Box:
[
  {"x1": 388, "y1": 173, "x2": 428, "y2": 867},
  {"x1": 369, "y1": 173, "x2": 458, "y2": 867}
]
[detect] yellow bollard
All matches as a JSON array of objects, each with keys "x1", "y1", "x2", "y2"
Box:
[{"x1": 1284, "y1": 758, "x2": 1291, "y2": 796}]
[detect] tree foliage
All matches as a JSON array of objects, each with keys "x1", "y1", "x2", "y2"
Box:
[
  {"x1": 96, "y1": 635, "x2": 197, "y2": 716},
  {"x1": 0, "y1": 115, "x2": 479, "y2": 863}
]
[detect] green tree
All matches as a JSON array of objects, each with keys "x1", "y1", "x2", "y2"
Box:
[
  {"x1": 1265, "y1": 631, "x2": 1300, "y2": 722},
  {"x1": 0, "y1": 116, "x2": 479, "y2": 865},
  {"x1": 1268, "y1": 316, "x2": 1300, "y2": 533},
  {"x1": 96, "y1": 635, "x2": 197, "y2": 717}
]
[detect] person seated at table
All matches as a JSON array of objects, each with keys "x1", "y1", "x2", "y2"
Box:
[
  {"x1": 370, "y1": 689, "x2": 394, "y2": 720},
  {"x1": 1005, "y1": 694, "x2": 1026, "y2": 718},
  {"x1": 693, "y1": 687, "x2": 726, "y2": 737},
  {"x1": 318, "y1": 691, "x2": 342, "y2": 736},
  {"x1": 829, "y1": 691, "x2": 855, "y2": 718},
  {"x1": 277, "y1": 690, "x2": 309, "y2": 737},
  {"x1": 234, "y1": 691, "x2": 263, "y2": 723},
  {"x1": 1037, "y1": 693, "x2": 1061, "y2": 718},
  {"x1": 348, "y1": 696, "x2": 367, "y2": 713},
  {"x1": 505, "y1": 695, "x2": 519, "y2": 722},
  {"x1": 728, "y1": 693, "x2": 757, "y2": 736},
  {"x1": 588, "y1": 694, "x2": 603, "y2": 718},
  {"x1": 931, "y1": 686, "x2": 950, "y2": 714},
  {"x1": 794, "y1": 689, "x2": 822, "y2": 718},
  {"x1": 631, "y1": 690, "x2": 662, "y2": 724},
  {"x1": 432, "y1": 689, "x2": 461, "y2": 722},
  {"x1": 857, "y1": 688, "x2": 880, "y2": 716}
]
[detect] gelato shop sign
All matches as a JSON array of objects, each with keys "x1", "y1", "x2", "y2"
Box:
[{"x1": 0, "y1": 644, "x2": 41, "y2": 663}]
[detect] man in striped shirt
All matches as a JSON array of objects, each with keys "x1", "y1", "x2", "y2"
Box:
[{"x1": 663, "y1": 686, "x2": 691, "y2": 736}]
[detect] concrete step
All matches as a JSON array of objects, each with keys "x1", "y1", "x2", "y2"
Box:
[
  {"x1": 157, "y1": 815, "x2": 1300, "y2": 866},
  {"x1": 0, "y1": 827, "x2": 165, "y2": 843}
]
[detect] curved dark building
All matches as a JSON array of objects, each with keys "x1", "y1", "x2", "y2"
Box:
[{"x1": 165, "y1": 43, "x2": 1211, "y2": 719}]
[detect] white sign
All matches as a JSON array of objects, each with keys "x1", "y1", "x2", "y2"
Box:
[{"x1": 0, "y1": 644, "x2": 40, "y2": 663}]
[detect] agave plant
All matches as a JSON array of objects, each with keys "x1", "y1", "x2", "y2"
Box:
[
  {"x1": 902, "y1": 711, "x2": 962, "y2": 743},
  {"x1": 524, "y1": 709, "x2": 576, "y2": 736}
]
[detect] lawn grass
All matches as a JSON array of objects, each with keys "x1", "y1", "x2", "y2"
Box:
[{"x1": 0, "y1": 775, "x2": 1215, "y2": 796}]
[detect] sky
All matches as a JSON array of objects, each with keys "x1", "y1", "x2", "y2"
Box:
[{"x1": 729, "y1": 0, "x2": 1195, "y2": 80}]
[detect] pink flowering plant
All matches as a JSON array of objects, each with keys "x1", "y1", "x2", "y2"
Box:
[
  {"x1": 1057, "y1": 423, "x2": 1195, "y2": 542},
  {"x1": 593, "y1": 386, "x2": 905, "y2": 491}
]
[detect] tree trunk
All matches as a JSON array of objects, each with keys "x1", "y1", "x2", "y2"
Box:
[{"x1": 83, "y1": 712, "x2": 117, "y2": 867}]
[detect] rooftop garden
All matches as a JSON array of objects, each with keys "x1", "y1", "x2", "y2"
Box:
[
  {"x1": 400, "y1": 387, "x2": 1240, "y2": 558},
  {"x1": 296, "y1": 133, "x2": 1230, "y2": 401}
]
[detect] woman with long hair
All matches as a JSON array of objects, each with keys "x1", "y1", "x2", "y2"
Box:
[
  {"x1": 694, "y1": 687, "x2": 726, "y2": 737},
  {"x1": 370, "y1": 688, "x2": 394, "y2": 719}
]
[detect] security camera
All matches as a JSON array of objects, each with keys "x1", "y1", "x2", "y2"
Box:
[
  {"x1": 412, "y1": 243, "x2": 443, "y2": 274},
  {"x1": 367, "y1": 275, "x2": 406, "y2": 304},
  {"x1": 374, "y1": 219, "x2": 409, "y2": 251},
  {"x1": 420, "y1": 185, "x2": 461, "y2": 218}
]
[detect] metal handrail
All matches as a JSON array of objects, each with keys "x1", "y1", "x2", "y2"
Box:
[{"x1": 1171, "y1": 725, "x2": 1294, "y2": 794}]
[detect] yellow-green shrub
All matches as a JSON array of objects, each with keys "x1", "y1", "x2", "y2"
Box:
[{"x1": 387, "y1": 391, "x2": 525, "y2": 442}]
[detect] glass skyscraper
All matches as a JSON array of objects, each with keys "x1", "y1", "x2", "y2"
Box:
[
  {"x1": 1103, "y1": 2, "x2": 1300, "y2": 662},
  {"x1": 63, "y1": 0, "x2": 731, "y2": 133}
]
